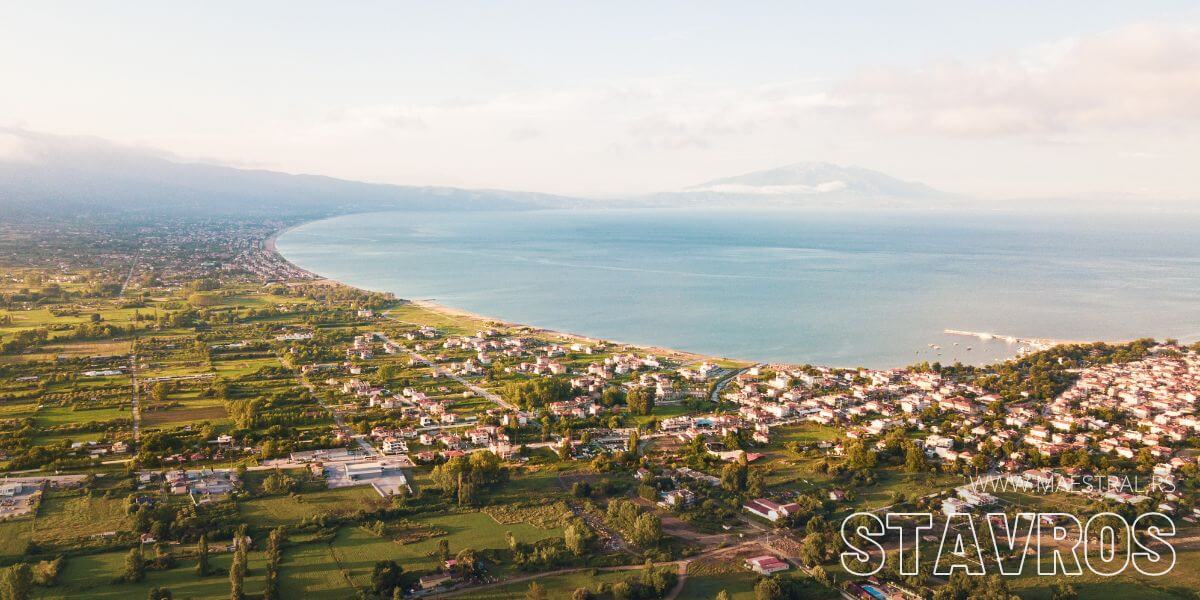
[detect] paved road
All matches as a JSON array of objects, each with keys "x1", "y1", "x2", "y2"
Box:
[
  {"x1": 119, "y1": 254, "x2": 139, "y2": 297},
  {"x1": 375, "y1": 324, "x2": 520, "y2": 413},
  {"x1": 129, "y1": 352, "x2": 141, "y2": 442},
  {"x1": 709, "y1": 365, "x2": 756, "y2": 403},
  {"x1": 282, "y1": 356, "x2": 380, "y2": 458}
]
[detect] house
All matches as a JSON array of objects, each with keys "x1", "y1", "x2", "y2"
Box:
[
  {"x1": 942, "y1": 497, "x2": 968, "y2": 516},
  {"x1": 344, "y1": 462, "x2": 385, "y2": 480},
  {"x1": 381, "y1": 438, "x2": 407, "y2": 455},
  {"x1": 746, "y1": 555, "x2": 790, "y2": 575},
  {"x1": 659, "y1": 489, "x2": 696, "y2": 509},
  {"x1": 418, "y1": 573, "x2": 453, "y2": 590},
  {"x1": 743, "y1": 498, "x2": 801, "y2": 522}
]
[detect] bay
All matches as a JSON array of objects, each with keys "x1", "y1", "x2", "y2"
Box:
[{"x1": 276, "y1": 208, "x2": 1200, "y2": 368}]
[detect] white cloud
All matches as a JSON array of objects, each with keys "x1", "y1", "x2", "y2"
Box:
[{"x1": 830, "y1": 21, "x2": 1200, "y2": 136}]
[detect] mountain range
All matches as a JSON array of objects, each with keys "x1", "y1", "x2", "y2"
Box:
[{"x1": 1, "y1": 128, "x2": 962, "y2": 219}]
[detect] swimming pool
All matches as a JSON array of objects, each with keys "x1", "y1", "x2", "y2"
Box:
[{"x1": 861, "y1": 584, "x2": 888, "y2": 600}]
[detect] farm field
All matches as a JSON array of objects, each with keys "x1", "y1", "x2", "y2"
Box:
[
  {"x1": 0, "y1": 519, "x2": 33, "y2": 559},
  {"x1": 454, "y1": 568, "x2": 647, "y2": 599},
  {"x1": 40, "y1": 549, "x2": 271, "y2": 600},
  {"x1": 329, "y1": 510, "x2": 563, "y2": 582},
  {"x1": 238, "y1": 486, "x2": 382, "y2": 529},
  {"x1": 33, "y1": 493, "x2": 130, "y2": 543}
]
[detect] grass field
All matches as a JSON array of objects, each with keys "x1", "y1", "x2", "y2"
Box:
[
  {"x1": 213, "y1": 357, "x2": 280, "y2": 379},
  {"x1": 35, "y1": 405, "x2": 129, "y2": 427},
  {"x1": 679, "y1": 570, "x2": 759, "y2": 599},
  {"x1": 769, "y1": 423, "x2": 840, "y2": 445},
  {"x1": 843, "y1": 470, "x2": 960, "y2": 511},
  {"x1": 277, "y1": 540, "x2": 355, "y2": 600},
  {"x1": 33, "y1": 493, "x2": 130, "y2": 543},
  {"x1": 330, "y1": 510, "x2": 562, "y2": 583},
  {"x1": 40, "y1": 548, "x2": 270, "y2": 600},
  {"x1": 141, "y1": 402, "x2": 229, "y2": 428},
  {"x1": 385, "y1": 304, "x2": 492, "y2": 336},
  {"x1": 455, "y1": 568, "x2": 646, "y2": 599},
  {"x1": 0, "y1": 519, "x2": 33, "y2": 558},
  {"x1": 239, "y1": 486, "x2": 382, "y2": 529}
]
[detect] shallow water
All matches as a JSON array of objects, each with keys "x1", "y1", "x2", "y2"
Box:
[{"x1": 277, "y1": 208, "x2": 1200, "y2": 368}]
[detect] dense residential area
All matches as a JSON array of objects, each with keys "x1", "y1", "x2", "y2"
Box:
[{"x1": 0, "y1": 218, "x2": 1198, "y2": 600}]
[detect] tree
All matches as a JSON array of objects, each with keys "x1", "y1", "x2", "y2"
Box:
[
  {"x1": 371, "y1": 561, "x2": 403, "y2": 597},
  {"x1": 716, "y1": 591, "x2": 731, "y2": 600},
  {"x1": 454, "y1": 549, "x2": 477, "y2": 577},
  {"x1": 1050, "y1": 581, "x2": 1078, "y2": 600},
  {"x1": 229, "y1": 538, "x2": 246, "y2": 600},
  {"x1": 262, "y1": 470, "x2": 298, "y2": 495},
  {"x1": 627, "y1": 386, "x2": 656, "y2": 416},
  {"x1": 746, "y1": 468, "x2": 765, "y2": 498},
  {"x1": 630, "y1": 513, "x2": 662, "y2": 547},
  {"x1": 0, "y1": 564, "x2": 32, "y2": 600},
  {"x1": 799, "y1": 532, "x2": 826, "y2": 567},
  {"x1": 437, "y1": 539, "x2": 451, "y2": 562},
  {"x1": 572, "y1": 588, "x2": 591, "y2": 600},
  {"x1": 627, "y1": 429, "x2": 640, "y2": 455},
  {"x1": 506, "y1": 531, "x2": 517, "y2": 551},
  {"x1": 123, "y1": 547, "x2": 145, "y2": 583},
  {"x1": 903, "y1": 441, "x2": 927, "y2": 473},
  {"x1": 525, "y1": 581, "x2": 546, "y2": 600},
  {"x1": 721, "y1": 461, "x2": 747, "y2": 492},
  {"x1": 147, "y1": 588, "x2": 173, "y2": 600},
  {"x1": 564, "y1": 524, "x2": 586, "y2": 555},
  {"x1": 754, "y1": 577, "x2": 784, "y2": 600},
  {"x1": 611, "y1": 581, "x2": 633, "y2": 600},
  {"x1": 196, "y1": 534, "x2": 210, "y2": 576},
  {"x1": 263, "y1": 528, "x2": 285, "y2": 600},
  {"x1": 845, "y1": 440, "x2": 877, "y2": 470}
]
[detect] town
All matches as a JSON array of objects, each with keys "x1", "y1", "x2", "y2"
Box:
[{"x1": 0, "y1": 216, "x2": 1198, "y2": 600}]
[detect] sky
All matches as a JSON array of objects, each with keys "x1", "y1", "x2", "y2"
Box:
[{"x1": 2, "y1": 1, "x2": 1200, "y2": 201}]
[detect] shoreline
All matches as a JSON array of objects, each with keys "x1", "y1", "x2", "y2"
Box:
[
  {"x1": 263, "y1": 217, "x2": 1138, "y2": 370},
  {"x1": 266, "y1": 221, "x2": 740, "y2": 366}
]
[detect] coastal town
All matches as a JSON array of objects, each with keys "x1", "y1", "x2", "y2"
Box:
[{"x1": 0, "y1": 217, "x2": 1197, "y2": 600}]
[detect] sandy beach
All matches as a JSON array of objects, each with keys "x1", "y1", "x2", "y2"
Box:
[{"x1": 266, "y1": 224, "x2": 742, "y2": 366}]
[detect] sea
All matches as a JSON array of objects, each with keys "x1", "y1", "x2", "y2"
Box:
[{"x1": 275, "y1": 208, "x2": 1200, "y2": 368}]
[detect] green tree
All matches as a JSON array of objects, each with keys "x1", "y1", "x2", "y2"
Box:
[
  {"x1": 196, "y1": 534, "x2": 210, "y2": 576},
  {"x1": 754, "y1": 577, "x2": 784, "y2": 600},
  {"x1": 0, "y1": 564, "x2": 32, "y2": 600},
  {"x1": 147, "y1": 587, "x2": 173, "y2": 600},
  {"x1": 229, "y1": 538, "x2": 246, "y2": 600},
  {"x1": 564, "y1": 524, "x2": 586, "y2": 555},
  {"x1": 903, "y1": 441, "x2": 927, "y2": 473},
  {"x1": 1050, "y1": 581, "x2": 1078, "y2": 600},
  {"x1": 371, "y1": 561, "x2": 403, "y2": 597},
  {"x1": 525, "y1": 581, "x2": 546, "y2": 600},
  {"x1": 845, "y1": 439, "x2": 877, "y2": 470},
  {"x1": 627, "y1": 386, "x2": 656, "y2": 416},
  {"x1": 123, "y1": 547, "x2": 145, "y2": 583}
]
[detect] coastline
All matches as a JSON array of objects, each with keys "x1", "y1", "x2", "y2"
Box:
[
  {"x1": 263, "y1": 217, "x2": 1144, "y2": 370},
  {"x1": 266, "y1": 221, "x2": 744, "y2": 366}
]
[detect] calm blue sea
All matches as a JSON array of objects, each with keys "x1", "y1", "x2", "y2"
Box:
[{"x1": 276, "y1": 208, "x2": 1200, "y2": 368}]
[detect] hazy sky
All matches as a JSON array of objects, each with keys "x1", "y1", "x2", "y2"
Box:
[{"x1": 3, "y1": 1, "x2": 1200, "y2": 200}]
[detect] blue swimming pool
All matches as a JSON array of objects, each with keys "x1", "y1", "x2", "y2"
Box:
[{"x1": 861, "y1": 584, "x2": 887, "y2": 600}]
